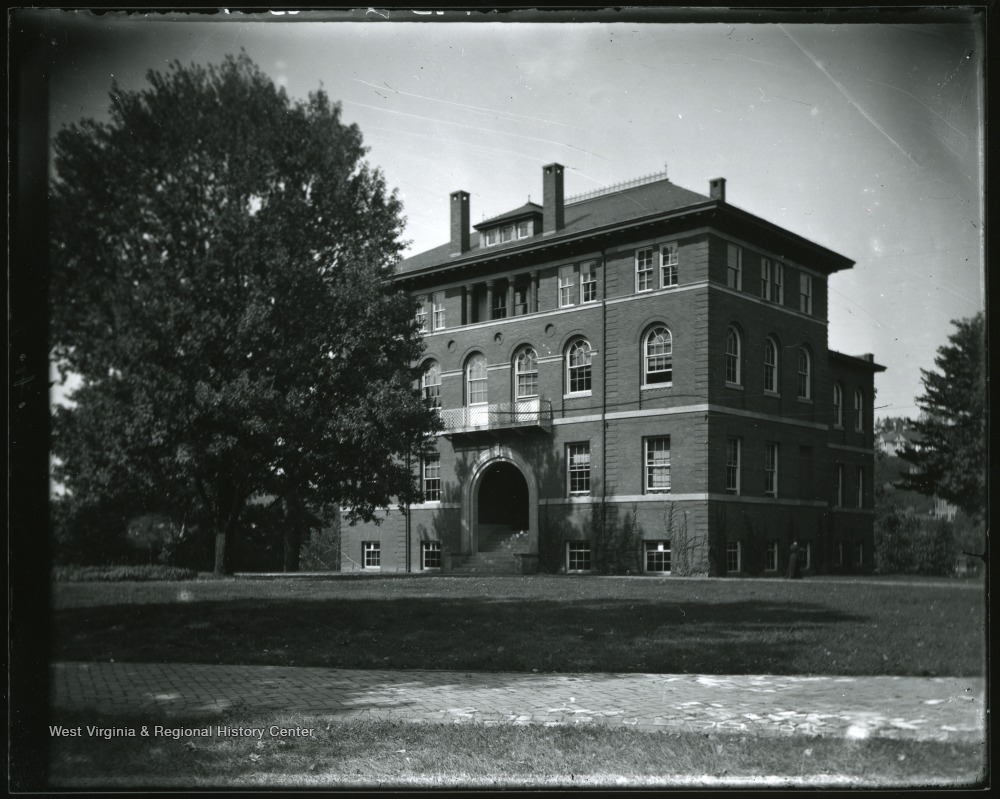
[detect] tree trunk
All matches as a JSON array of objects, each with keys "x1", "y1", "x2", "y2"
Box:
[
  {"x1": 213, "y1": 531, "x2": 227, "y2": 576},
  {"x1": 283, "y1": 525, "x2": 301, "y2": 572}
]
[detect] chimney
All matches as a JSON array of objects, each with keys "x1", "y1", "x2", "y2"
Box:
[
  {"x1": 709, "y1": 177, "x2": 726, "y2": 202},
  {"x1": 450, "y1": 191, "x2": 470, "y2": 256},
  {"x1": 543, "y1": 163, "x2": 565, "y2": 235}
]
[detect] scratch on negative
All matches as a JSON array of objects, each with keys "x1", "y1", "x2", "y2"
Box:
[
  {"x1": 344, "y1": 100, "x2": 608, "y2": 160},
  {"x1": 352, "y1": 79, "x2": 584, "y2": 130},
  {"x1": 778, "y1": 25, "x2": 921, "y2": 169}
]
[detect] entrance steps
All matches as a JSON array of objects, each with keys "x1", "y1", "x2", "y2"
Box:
[
  {"x1": 450, "y1": 552, "x2": 520, "y2": 575},
  {"x1": 451, "y1": 529, "x2": 530, "y2": 574}
]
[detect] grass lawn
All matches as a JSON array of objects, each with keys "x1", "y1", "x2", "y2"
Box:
[
  {"x1": 52, "y1": 574, "x2": 985, "y2": 676},
  {"x1": 47, "y1": 708, "x2": 986, "y2": 788}
]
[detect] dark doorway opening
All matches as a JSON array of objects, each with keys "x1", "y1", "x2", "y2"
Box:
[{"x1": 477, "y1": 461, "x2": 529, "y2": 544}]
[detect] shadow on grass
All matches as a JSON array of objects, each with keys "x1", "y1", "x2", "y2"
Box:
[{"x1": 53, "y1": 595, "x2": 891, "y2": 676}]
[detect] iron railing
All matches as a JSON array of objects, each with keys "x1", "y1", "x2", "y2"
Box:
[{"x1": 438, "y1": 398, "x2": 553, "y2": 434}]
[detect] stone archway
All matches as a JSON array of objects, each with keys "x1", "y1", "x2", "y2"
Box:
[
  {"x1": 463, "y1": 447, "x2": 539, "y2": 556},
  {"x1": 477, "y1": 461, "x2": 529, "y2": 551}
]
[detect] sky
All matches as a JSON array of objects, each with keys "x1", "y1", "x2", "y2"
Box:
[{"x1": 35, "y1": 9, "x2": 985, "y2": 420}]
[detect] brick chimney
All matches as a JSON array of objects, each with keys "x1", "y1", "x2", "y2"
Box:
[
  {"x1": 543, "y1": 163, "x2": 565, "y2": 235},
  {"x1": 709, "y1": 177, "x2": 726, "y2": 202},
  {"x1": 450, "y1": 190, "x2": 470, "y2": 256}
]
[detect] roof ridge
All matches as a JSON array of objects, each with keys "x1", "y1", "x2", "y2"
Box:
[{"x1": 566, "y1": 170, "x2": 673, "y2": 205}]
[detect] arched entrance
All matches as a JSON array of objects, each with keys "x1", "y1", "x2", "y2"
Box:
[
  {"x1": 477, "y1": 461, "x2": 529, "y2": 551},
  {"x1": 463, "y1": 447, "x2": 539, "y2": 558}
]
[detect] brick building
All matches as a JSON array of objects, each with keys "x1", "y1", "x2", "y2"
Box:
[{"x1": 340, "y1": 165, "x2": 885, "y2": 576}]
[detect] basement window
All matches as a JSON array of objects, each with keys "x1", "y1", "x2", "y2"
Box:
[
  {"x1": 421, "y1": 541, "x2": 442, "y2": 570},
  {"x1": 566, "y1": 542, "x2": 591, "y2": 573},
  {"x1": 363, "y1": 542, "x2": 381, "y2": 569},
  {"x1": 765, "y1": 541, "x2": 778, "y2": 572},
  {"x1": 644, "y1": 541, "x2": 671, "y2": 574}
]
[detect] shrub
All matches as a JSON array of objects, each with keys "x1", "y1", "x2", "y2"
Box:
[
  {"x1": 52, "y1": 564, "x2": 198, "y2": 582},
  {"x1": 911, "y1": 519, "x2": 956, "y2": 576}
]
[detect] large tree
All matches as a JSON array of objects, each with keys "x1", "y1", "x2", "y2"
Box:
[
  {"x1": 897, "y1": 312, "x2": 986, "y2": 520},
  {"x1": 50, "y1": 54, "x2": 438, "y2": 574}
]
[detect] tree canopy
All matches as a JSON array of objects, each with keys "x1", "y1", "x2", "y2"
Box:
[
  {"x1": 50, "y1": 54, "x2": 438, "y2": 573},
  {"x1": 896, "y1": 312, "x2": 986, "y2": 520}
]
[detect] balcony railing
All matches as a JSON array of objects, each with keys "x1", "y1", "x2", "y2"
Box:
[{"x1": 438, "y1": 398, "x2": 553, "y2": 434}]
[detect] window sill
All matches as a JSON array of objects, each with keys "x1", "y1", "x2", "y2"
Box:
[
  {"x1": 642, "y1": 382, "x2": 673, "y2": 390},
  {"x1": 568, "y1": 492, "x2": 591, "y2": 498},
  {"x1": 797, "y1": 397, "x2": 813, "y2": 404},
  {"x1": 725, "y1": 490, "x2": 740, "y2": 496},
  {"x1": 833, "y1": 424, "x2": 844, "y2": 430},
  {"x1": 563, "y1": 392, "x2": 592, "y2": 399},
  {"x1": 645, "y1": 490, "x2": 672, "y2": 495},
  {"x1": 764, "y1": 390, "x2": 780, "y2": 398},
  {"x1": 725, "y1": 382, "x2": 743, "y2": 390}
]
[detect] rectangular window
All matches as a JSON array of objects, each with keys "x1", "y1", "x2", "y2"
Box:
[
  {"x1": 854, "y1": 541, "x2": 864, "y2": 566},
  {"x1": 765, "y1": 442, "x2": 779, "y2": 497},
  {"x1": 803, "y1": 542, "x2": 812, "y2": 571},
  {"x1": 645, "y1": 541, "x2": 671, "y2": 573},
  {"x1": 415, "y1": 305, "x2": 428, "y2": 334},
  {"x1": 567, "y1": 443, "x2": 591, "y2": 495},
  {"x1": 835, "y1": 464, "x2": 844, "y2": 507},
  {"x1": 422, "y1": 454, "x2": 441, "y2": 502},
  {"x1": 558, "y1": 265, "x2": 575, "y2": 308},
  {"x1": 432, "y1": 292, "x2": 445, "y2": 331},
  {"x1": 727, "y1": 244, "x2": 742, "y2": 290},
  {"x1": 726, "y1": 541, "x2": 741, "y2": 573},
  {"x1": 516, "y1": 220, "x2": 531, "y2": 239},
  {"x1": 566, "y1": 542, "x2": 591, "y2": 573},
  {"x1": 856, "y1": 466, "x2": 864, "y2": 508},
  {"x1": 491, "y1": 290, "x2": 507, "y2": 320},
  {"x1": 483, "y1": 228, "x2": 497, "y2": 247},
  {"x1": 636, "y1": 247, "x2": 655, "y2": 292},
  {"x1": 580, "y1": 260, "x2": 597, "y2": 303},
  {"x1": 726, "y1": 438, "x2": 741, "y2": 495},
  {"x1": 761, "y1": 257, "x2": 772, "y2": 299},
  {"x1": 661, "y1": 243, "x2": 678, "y2": 287},
  {"x1": 773, "y1": 262, "x2": 784, "y2": 303},
  {"x1": 421, "y1": 541, "x2": 442, "y2": 570},
  {"x1": 500, "y1": 224, "x2": 514, "y2": 243},
  {"x1": 363, "y1": 542, "x2": 381, "y2": 569},
  {"x1": 800, "y1": 274, "x2": 813, "y2": 315},
  {"x1": 645, "y1": 437, "x2": 671, "y2": 493},
  {"x1": 765, "y1": 541, "x2": 778, "y2": 572}
]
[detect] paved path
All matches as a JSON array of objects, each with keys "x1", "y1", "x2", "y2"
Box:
[{"x1": 51, "y1": 662, "x2": 985, "y2": 743}]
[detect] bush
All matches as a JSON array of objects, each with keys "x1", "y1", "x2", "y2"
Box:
[
  {"x1": 875, "y1": 505, "x2": 956, "y2": 576},
  {"x1": 52, "y1": 564, "x2": 198, "y2": 582},
  {"x1": 51, "y1": 498, "x2": 135, "y2": 566},
  {"x1": 911, "y1": 519, "x2": 956, "y2": 576}
]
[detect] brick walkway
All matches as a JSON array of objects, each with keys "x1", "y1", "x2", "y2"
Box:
[{"x1": 51, "y1": 662, "x2": 985, "y2": 743}]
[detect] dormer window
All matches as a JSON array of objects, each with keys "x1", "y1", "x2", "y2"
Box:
[{"x1": 479, "y1": 216, "x2": 536, "y2": 247}]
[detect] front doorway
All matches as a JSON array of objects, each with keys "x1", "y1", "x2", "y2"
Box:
[{"x1": 476, "y1": 461, "x2": 529, "y2": 552}]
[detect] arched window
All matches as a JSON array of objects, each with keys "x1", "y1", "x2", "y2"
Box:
[
  {"x1": 833, "y1": 383, "x2": 844, "y2": 428},
  {"x1": 422, "y1": 360, "x2": 441, "y2": 408},
  {"x1": 466, "y1": 353, "x2": 488, "y2": 406},
  {"x1": 644, "y1": 327, "x2": 673, "y2": 385},
  {"x1": 514, "y1": 347, "x2": 538, "y2": 399},
  {"x1": 797, "y1": 347, "x2": 811, "y2": 399},
  {"x1": 566, "y1": 339, "x2": 592, "y2": 395},
  {"x1": 725, "y1": 326, "x2": 741, "y2": 385},
  {"x1": 854, "y1": 388, "x2": 863, "y2": 431},
  {"x1": 764, "y1": 337, "x2": 778, "y2": 393}
]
